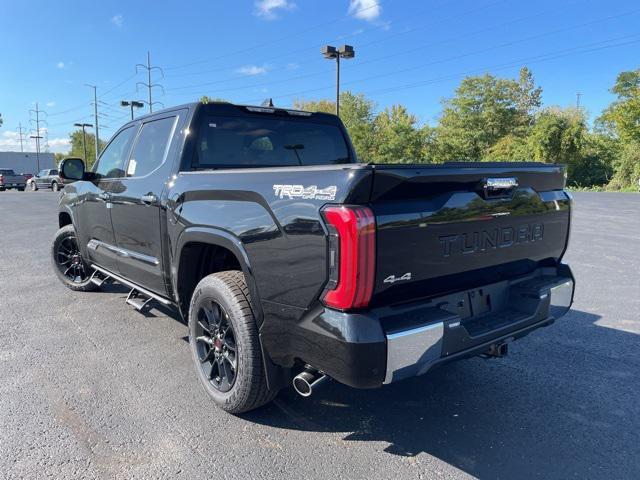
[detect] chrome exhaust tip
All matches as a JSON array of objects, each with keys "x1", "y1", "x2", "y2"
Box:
[{"x1": 292, "y1": 369, "x2": 328, "y2": 397}]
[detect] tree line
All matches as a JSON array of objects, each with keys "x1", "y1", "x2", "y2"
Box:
[{"x1": 294, "y1": 67, "x2": 640, "y2": 190}]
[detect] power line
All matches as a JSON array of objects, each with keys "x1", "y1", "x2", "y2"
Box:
[
  {"x1": 166, "y1": 8, "x2": 639, "y2": 100},
  {"x1": 236, "y1": 33, "x2": 640, "y2": 105},
  {"x1": 163, "y1": 0, "x2": 387, "y2": 72},
  {"x1": 163, "y1": 0, "x2": 512, "y2": 83}
]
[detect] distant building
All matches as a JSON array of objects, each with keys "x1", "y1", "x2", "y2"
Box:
[{"x1": 0, "y1": 151, "x2": 56, "y2": 174}]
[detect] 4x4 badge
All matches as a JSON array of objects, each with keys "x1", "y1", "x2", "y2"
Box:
[{"x1": 383, "y1": 272, "x2": 412, "y2": 284}]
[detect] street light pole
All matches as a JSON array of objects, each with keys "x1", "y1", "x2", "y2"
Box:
[
  {"x1": 74, "y1": 123, "x2": 93, "y2": 161},
  {"x1": 29, "y1": 135, "x2": 42, "y2": 172},
  {"x1": 322, "y1": 45, "x2": 355, "y2": 117}
]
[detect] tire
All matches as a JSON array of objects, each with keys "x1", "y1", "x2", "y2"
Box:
[
  {"x1": 30, "y1": 182, "x2": 37, "y2": 191},
  {"x1": 17, "y1": 187, "x2": 25, "y2": 192},
  {"x1": 52, "y1": 182, "x2": 59, "y2": 192},
  {"x1": 51, "y1": 225, "x2": 98, "y2": 292},
  {"x1": 189, "y1": 271, "x2": 276, "y2": 414}
]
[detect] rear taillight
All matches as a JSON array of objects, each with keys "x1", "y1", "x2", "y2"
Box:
[
  {"x1": 321, "y1": 205, "x2": 375, "y2": 310},
  {"x1": 0, "y1": 175, "x2": 4, "y2": 184}
]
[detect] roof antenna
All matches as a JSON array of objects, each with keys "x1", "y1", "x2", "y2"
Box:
[{"x1": 261, "y1": 98, "x2": 274, "y2": 107}]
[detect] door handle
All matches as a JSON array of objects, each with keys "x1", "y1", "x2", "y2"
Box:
[
  {"x1": 140, "y1": 194, "x2": 158, "y2": 205},
  {"x1": 98, "y1": 192, "x2": 111, "y2": 201}
]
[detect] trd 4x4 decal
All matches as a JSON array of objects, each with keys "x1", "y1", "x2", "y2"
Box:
[{"x1": 273, "y1": 184, "x2": 337, "y2": 201}]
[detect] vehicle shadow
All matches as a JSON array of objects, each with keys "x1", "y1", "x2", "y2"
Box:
[{"x1": 243, "y1": 309, "x2": 640, "y2": 479}]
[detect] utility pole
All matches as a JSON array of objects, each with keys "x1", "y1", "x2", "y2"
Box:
[
  {"x1": 16, "y1": 122, "x2": 27, "y2": 152},
  {"x1": 136, "y1": 51, "x2": 165, "y2": 113},
  {"x1": 29, "y1": 103, "x2": 46, "y2": 172},
  {"x1": 85, "y1": 84, "x2": 100, "y2": 160},
  {"x1": 576, "y1": 92, "x2": 582, "y2": 109},
  {"x1": 74, "y1": 123, "x2": 93, "y2": 161}
]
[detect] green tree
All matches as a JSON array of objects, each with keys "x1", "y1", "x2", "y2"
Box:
[
  {"x1": 68, "y1": 130, "x2": 106, "y2": 170},
  {"x1": 483, "y1": 134, "x2": 532, "y2": 161},
  {"x1": 294, "y1": 93, "x2": 378, "y2": 162},
  {"x1": 373, "y1": 105, "x2": 427, "y2": 163},
  {"x1": 292, "y1": 97, "x2": 336, "y2": 113},
  {"x1": 598, "y1": 70, "x2": 640, "y2": 143},
  {"x1": 200, "y1": 96, "x2": 228, "y2": 104},
  {"x1": 435, "y1": 67, "x2": 542, "y2": 161},
  {"x1": 527, "y1": 107, "x2": 586, "y2": 182},
  {"x1": 608, "y1": 141, "x2": 640, "y2": 189}
]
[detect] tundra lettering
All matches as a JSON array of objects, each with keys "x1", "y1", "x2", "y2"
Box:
[{"x1": 439, "y1": 223, "x2": 544, "y2": 257}]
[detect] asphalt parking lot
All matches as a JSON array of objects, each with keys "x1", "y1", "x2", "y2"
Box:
[{"x1": 1, "y1": 190, "x2": 639, "y2": 479}]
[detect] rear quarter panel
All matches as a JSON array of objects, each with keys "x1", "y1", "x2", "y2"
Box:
[{"x1": 167, "y1": 165, "x2": 372, "y2": 308}]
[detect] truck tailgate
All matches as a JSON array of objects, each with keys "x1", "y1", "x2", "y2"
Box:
[{"x1": 368, "y1": 163, "x2": 571, "y2": 306}]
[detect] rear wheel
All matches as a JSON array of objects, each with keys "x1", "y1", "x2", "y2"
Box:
[
  {"x1": 189, "y1": 271, "x2": 276, "y2": 413},
  {"x1": 51, "y1": 225, "x2": 98, "y2": 292},
  {"x1": 17, "y1": 187, "x2": 25, "y2": 191},
  {"x1": 52, "y1": 182, "x2": 59, "y2": 192}
]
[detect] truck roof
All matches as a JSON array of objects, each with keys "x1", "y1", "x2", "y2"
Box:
[{"x1": 130, "y1": 101, "x2": 340, "y2": 125}]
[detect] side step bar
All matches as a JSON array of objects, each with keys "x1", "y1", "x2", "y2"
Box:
[
  {"x1": 89, "y1": 270, "x2": 112, "y2": 288},
  {"x1": 126, "y1": 289, "x2": 153, "y2": 312},
  {"x1": 91, "y1": 264, "x2": 172, "y2": 312}
]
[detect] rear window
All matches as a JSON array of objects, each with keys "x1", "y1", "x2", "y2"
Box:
[
  {"x1": 50, "y1": 169, "x2": 58, "y2": 175},
  {"x1": 0, "y1": 169, "x2": 16, "y2": 175},
  {"x1": 193, "y1": 115, "x2": 350, "y2": 169}
]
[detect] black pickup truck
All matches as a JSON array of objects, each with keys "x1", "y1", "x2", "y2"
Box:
[{"x1": 53, "y1": 101, "x2": 575, "y2": 413}]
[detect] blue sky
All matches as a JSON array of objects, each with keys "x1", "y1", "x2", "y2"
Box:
[{"x1": 1, "y1": 0, "x2": 638, "y2": 153}]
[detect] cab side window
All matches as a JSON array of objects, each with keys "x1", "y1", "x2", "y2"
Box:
[
  {"x1": 126, "y1": 116, "x2": 176, "y2": 178},
  {"x1": 94, "y1": 126, "x2": 136, "y2": 179}
]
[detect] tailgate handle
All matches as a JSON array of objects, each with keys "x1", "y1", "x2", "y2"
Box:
[{"x1": 482, "y1": 177, "x2": 518, "y2": 198}]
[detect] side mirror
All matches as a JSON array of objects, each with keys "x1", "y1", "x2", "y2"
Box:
[{"x1": 59, "y1": 157, "x2": 85, "y2": 181}]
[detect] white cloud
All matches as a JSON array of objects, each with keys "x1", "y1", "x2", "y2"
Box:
[
  {"x1": 57, "y1": 61, "x2": 65, "y2": 69},
  {"x1": 348, "y1": 0, "x2": 381, "y2": 21},
  {"x1": 47, "y1": 137, "x2": 71, "y2": 153},
  {"x1": 0, "y1": 130, "x2": 70, "y2": 154},
  {"x1": 46, "y1": 101, "x2": 56, "y2": 107},
  {"x1": 254, "y1": 0, "x2": 295, "y2": 20},
  {"x1": 111, "y1": 14, "x2": 123, "y2": 27},
  {"x1": 236, "y1": 65, "x2": 269, "y2": 76}
]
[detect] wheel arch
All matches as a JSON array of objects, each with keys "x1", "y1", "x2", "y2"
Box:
[
  {"x1": 58, "y1": 208, "x2": 74, "y2": 228},
  {"x1": 174, "y1": 227, "x2": 263, "y2": 326}
]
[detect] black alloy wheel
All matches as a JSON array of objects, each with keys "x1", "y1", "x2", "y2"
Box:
[
  {"x1": 55, "y1": 235, "x2": 90, "y2": 284},
  {"x1": 194, "y1": 300, "x2": 238, "y2": 393}
]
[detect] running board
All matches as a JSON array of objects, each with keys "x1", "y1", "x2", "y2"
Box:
[
  {"x1": 89, "y1": 270, "x2": 112, "y2": 288},
  {"x1": 126, "y1": 289, "x2": 153, "y2": 312},
  {"x1": 90, "y1": 264, "x2": 172, "y2": 310}
]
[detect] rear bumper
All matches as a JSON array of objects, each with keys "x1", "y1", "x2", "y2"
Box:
[{"x1": 286, "y1": 264, "x2": 574, "y2": 389}]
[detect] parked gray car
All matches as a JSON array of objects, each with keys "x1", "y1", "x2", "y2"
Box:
[
  {"x1": 0, "y1": 169, "x2": 26, "y2": 191},
  {"x1": 27, "y1": 168, "x2": 64, "y2": 191}
]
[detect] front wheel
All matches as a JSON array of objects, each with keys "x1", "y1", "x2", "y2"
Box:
[
  {"x1": 189, "y1": 271, "x2": 277, "y2": 414},
  {"x1": 51, "y1": 225, "x2": 98, "y2": 292},
  {"x1": 29, "y1": 182, "x2": 37, "y2": 191}
]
